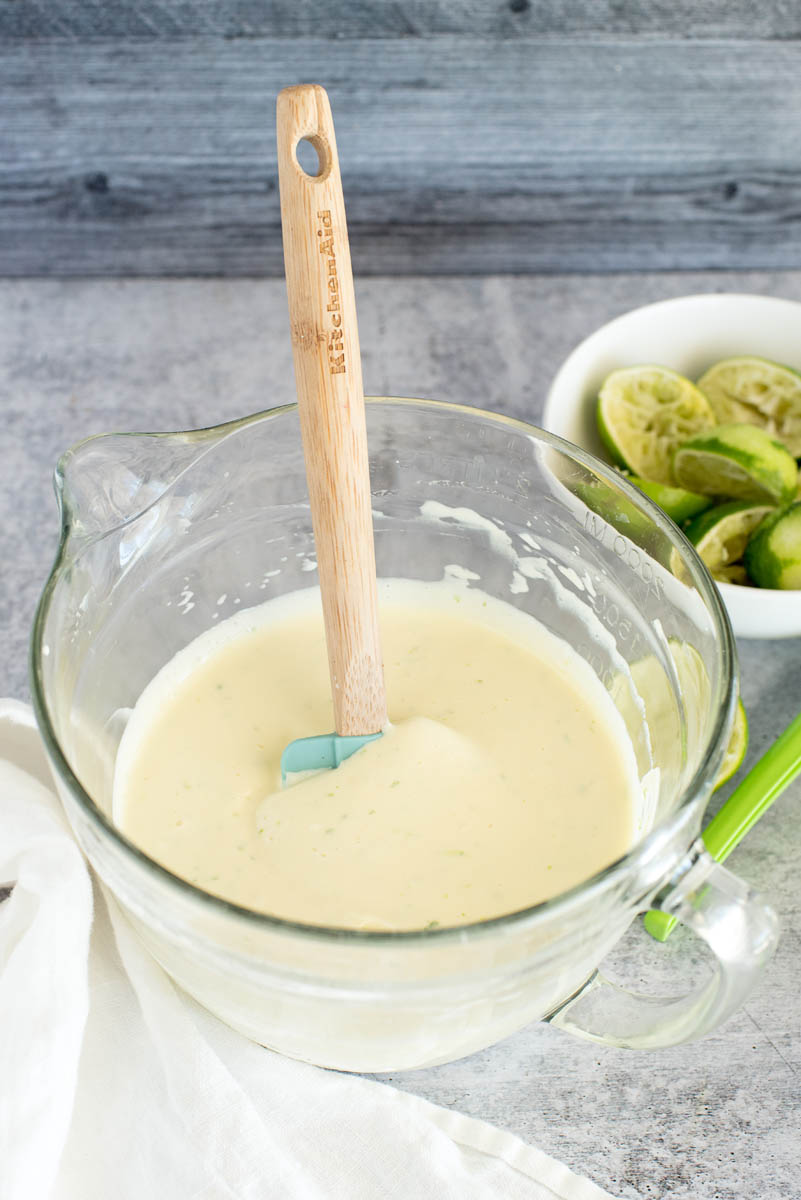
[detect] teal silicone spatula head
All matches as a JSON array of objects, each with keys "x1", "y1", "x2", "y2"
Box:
[
  {"x1": 276, "y1": 85, "x2": 387, "y2": 784},
  {"x1": 280, "y1": 732, "x2": 382, "y2": 784},
  {"x1": 645, "y1": 708, "x2": 801, "y2": 941}
]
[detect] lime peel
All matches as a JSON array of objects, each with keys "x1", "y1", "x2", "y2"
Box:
[
  {"x1": 597, "y1": 366, "x2": 715, "y2": 486},
  {"x1": 714, "y1": 698, "x2": 749, "y2": 791},
  {"x1": 673, "y1": 423, "x2": 798, "y2": 506},
  {"x1": 624, "y1": 473, "x2": 712, "y2": 524},
  {"x1": 685, "y1": 499, "x2": 774, "y2": 574},
  {"x1": 697, "y1": 356, "x2": 801, "y2": 457},
  {"x1": 744, "y1": 502, "x2": 801, "y2": 589}
]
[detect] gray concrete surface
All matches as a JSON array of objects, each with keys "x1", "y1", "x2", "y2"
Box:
[{"x1": 1, "y1": 274, "x2": 799, "y2": 1198}]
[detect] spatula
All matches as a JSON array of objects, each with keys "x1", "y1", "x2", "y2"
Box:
[
  {"x1": 645, "y1": 709, "x2": 801, "y2": 940},
  {"x1": 276, "y1": 84, "x2": 387, "y2": 784}
]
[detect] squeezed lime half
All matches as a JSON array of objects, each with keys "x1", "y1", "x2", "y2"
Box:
[
  {"x1": 712, "y1": 564, "x2": 750, "y2": 585},
  {"x1": 684, "y1": 499, "x2": 774, "y2": 575},
  {"x1": 624, "y1": 474, "x2": 712, "y2": 524},
  {"x1": 715, "y1": 698, "x2": 749, "y2": 789},
  {"x1": 673, "y1": 423, "x2": 798, "y2": 506},
  {"x1": 744, "y1": 502, "x2": 801, "y2": 589},
  {"x1": 597, "y1": 366, "x2": 715, "y2": 485},
  {"x1": 697, "y1": 356, "x2": 801, "y2": 457}
]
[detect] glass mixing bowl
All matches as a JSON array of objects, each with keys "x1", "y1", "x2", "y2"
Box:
[{"x1": 31, "y1": 399, "x2": 778, "y2": 1072}]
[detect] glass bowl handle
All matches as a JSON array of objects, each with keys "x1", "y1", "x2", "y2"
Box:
[{"x1": 548, "y1": 841, "x2": 779, "y2": 1049}]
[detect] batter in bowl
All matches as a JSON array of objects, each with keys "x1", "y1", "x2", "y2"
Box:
[{"x1": 113, "y1": 579, "x2": 640, "y2": 930}]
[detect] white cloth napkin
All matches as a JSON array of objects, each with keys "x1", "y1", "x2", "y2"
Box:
[{"x1": 0, "y1": 700, "x2": 616, "y2": 1200}]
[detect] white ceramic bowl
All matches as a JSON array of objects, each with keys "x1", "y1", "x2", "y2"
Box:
[{"x1": 543, "y1": 293, "x2": 801, "y2": 639}]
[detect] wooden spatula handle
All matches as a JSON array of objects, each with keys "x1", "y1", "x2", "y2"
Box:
[{"x1": 277, "y1": 84, "x2": 386, "y2": 736}]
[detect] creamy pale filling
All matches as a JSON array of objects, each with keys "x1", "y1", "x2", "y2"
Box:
[{"x1": 113, "y1": 580, "x2": 639, "y2": 930}]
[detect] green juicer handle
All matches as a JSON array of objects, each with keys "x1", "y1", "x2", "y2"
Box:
[{"x1": 645, "y1": 709, "x2": 801, "y2": 942}]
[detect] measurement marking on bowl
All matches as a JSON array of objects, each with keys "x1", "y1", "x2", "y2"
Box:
[
  {"x1": 574, "y1": 643, "x2": 616, "y2": 691},
  {"x1": 583, "y1": 511, "x2": 664, "y2": 602},
  {"x1": 586, "y1": 585, "x2": 637, "y2": 647}
]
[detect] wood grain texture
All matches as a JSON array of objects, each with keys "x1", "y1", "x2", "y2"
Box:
[
  {"x1": 4, "y1": 34, "x2": 801, "y2": 274},
  {"x1": 3, "y1": 1, "x2": 801, "y2": 40},
  {"x1": 277, "y1": 85, "x2": 386, "y2": 735}
]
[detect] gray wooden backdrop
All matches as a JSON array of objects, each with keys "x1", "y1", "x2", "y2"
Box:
[{"x1": 4, "y1": 1, "x2": 801, "y2": 276}]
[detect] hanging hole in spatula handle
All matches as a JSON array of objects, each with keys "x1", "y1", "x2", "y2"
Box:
[{"x1": 294, "y1": 134, "x2": 330, "y2": 179}]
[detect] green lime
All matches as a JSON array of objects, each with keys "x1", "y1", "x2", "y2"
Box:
[
  {"x1": 673, "y1": 423, "x2": 798, "y2": 505},
  {"x1": 712, "y1": 564, "x2": 750, "y2": 586},
  {"x1": 643, "y1": 694, "x2": 748, "y2": 940},
  {"x1": 697, "y1": 356, "x2": 801, "y2": 457},
  {"x1": 685, "y1": 499, "x2": 774, "y2": 574},
  {"x1": 597, "y1": 366, "x2": 716, "y2": 485},
  {"x1": 715, "y1": 698, "x2": 749, "y2": 789},
  {"x1": 570, "y1": 477, "x2": 656, "y2": 542},
  {"x1": 744, "y1": 501, "x2": 801, "y2": 589},
  {"x1": 623, "y1": 473, "x2": 712, "y2": 523}
]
